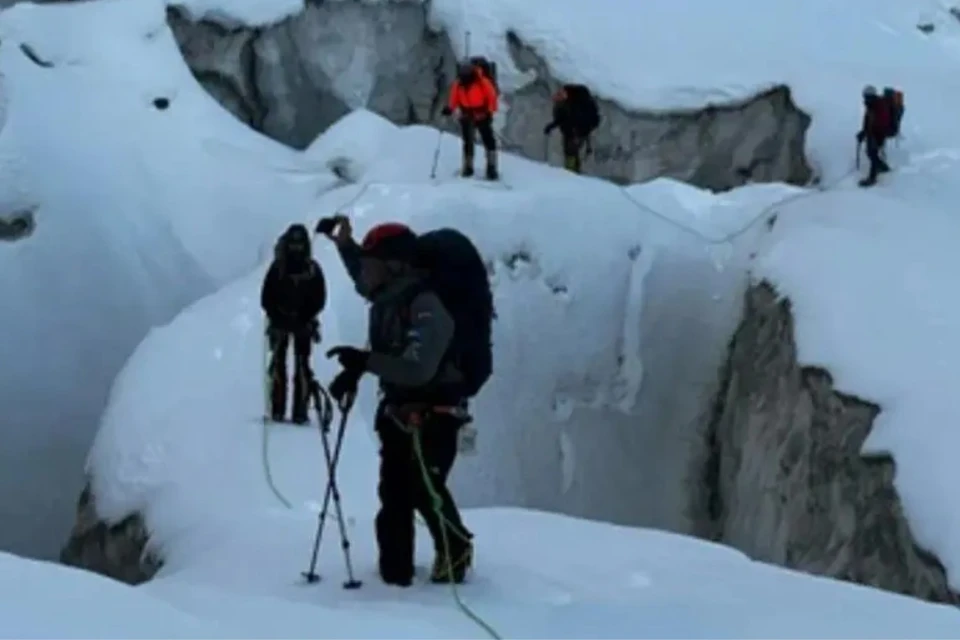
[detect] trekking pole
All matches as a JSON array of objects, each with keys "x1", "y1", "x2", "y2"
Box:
[
  {"x1": 430, "y1": 128, "x2": 443, "y2": 179},
  {"x1": 301, "y1": 386, "x2": 361, "y2": 589},
  {"x1": 465, "y1": 29, "x2": 471, "y2": 57},
  {"x1": 262, "y1": 329, "x2": 270, "y2": 421},
  {"x1": 855, "y1": 139, "x2": 861, "y2": 170}
]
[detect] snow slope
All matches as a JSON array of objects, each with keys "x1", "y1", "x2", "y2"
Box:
[
  {"x1": 0, "y1": 552, "x2": 235, "y2": 639},
  {"x1": 0, "y1": 0, "x2": 333, "y2": 558},
  {"x1": 92, "y1": 109, "x2": 794, "y2": 536},
  {"x1": 79, "y1": 112, "x2": 960, "y2": 637}
]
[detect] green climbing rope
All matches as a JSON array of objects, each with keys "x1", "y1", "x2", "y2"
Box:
[
  {"x1": 262, "y1": 331, "x2": 294, "y2": 508},
  {"x1": 410, "y1": 427, "x2": 502, "y2": 640}
]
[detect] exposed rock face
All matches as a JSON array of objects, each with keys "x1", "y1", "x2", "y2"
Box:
[
  {"x1": 168, "y1": 2, "x2": 812, "y2": 190},
  {"x1": 695, "y1": 281, "x2": 959, "y2": 605},
  {"x1": 60, "y1": 483, "x2": 161, "y2": 585}
]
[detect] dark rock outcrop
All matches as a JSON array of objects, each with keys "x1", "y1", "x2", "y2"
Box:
[
  {"x1": 60, "y1": 482, "x2": 161, "y2": 585},
  {"x1": 694, "y1": 280, "x2": 959, "y2": 605}
]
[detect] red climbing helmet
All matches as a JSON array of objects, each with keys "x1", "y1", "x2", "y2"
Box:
[{"x1": 361, "y1": 222, "x2": 418, "y2": 262}]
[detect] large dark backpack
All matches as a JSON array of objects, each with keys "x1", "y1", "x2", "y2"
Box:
[
  {"x1": 882, "y1": 86, "x2": 904, "y2": 138},
  {"x1": 470, "y1": 56, "x2": 498, "y2": 95},
  {"x1": 414, "y1": 228, "x2": 494, "y2": 399},
  {"x1": 563, "y1": 84, "x2": 601, "y2": 134}
]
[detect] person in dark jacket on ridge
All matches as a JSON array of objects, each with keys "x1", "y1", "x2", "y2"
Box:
[
  {"x1": 315, "y1": 214, "x2": 474, "y2": 587},
  {"x1": 260, "y1": 224, "x2": 326, "y2": 424},
  {"x1": 857, "y1": 85, "x2": 891, "y2": 188},
  {"x1": 544, "y1": 86, "x2": 591, "y2": 174}
]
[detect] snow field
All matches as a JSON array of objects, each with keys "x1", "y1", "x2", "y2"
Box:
[{"x1": 86, "y1": 110, "x2": 960, "y2": 636}]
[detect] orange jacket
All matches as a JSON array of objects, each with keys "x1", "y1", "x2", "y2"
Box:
[{"x1": 448, "y1": 75, "x2": 498, "y2": 118}]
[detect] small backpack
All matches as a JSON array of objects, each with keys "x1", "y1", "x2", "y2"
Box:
[
  {"x1": 470, "y1": 56, "x2": 498, "y2": 95},
  {"x1": 562, "y1": 84, "x2": 601, "y2": 134},
  {"x1": 882, "y1": 87, "x2": 904, "y2": 138},
  {"x1": 413, "y1": 228, "x2": 494, "y2": 399}
]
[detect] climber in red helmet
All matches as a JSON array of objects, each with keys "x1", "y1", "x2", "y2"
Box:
[{"x1": 314, "y1": 214, "x2": 476, "y2": 586}]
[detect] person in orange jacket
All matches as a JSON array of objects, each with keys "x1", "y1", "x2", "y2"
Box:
[{"x1": 441, "y1": 61, "x2": 499, "y2": 180}]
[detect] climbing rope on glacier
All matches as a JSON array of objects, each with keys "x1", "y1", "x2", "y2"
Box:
[{"x1": 260, "y1": 330, "x2": 294, "y2": 509}]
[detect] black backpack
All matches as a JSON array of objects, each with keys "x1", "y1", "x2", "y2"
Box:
[
  {"x1": 563, "y1": 84, "x2": 600, "y2": 134},
  {"x1": 470, "y1": 56, "x2": 498, "y2": 94},
  {"x1": 414, "y1": 228, "x2": 494, "y2": 399},
  {"x1": 882, "y1": 87, "x2": 904, "y2": 137}
]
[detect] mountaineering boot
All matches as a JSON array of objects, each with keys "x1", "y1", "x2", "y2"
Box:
[
  {"x1": 485, "y1": 153, "x2": 499, "y2": 181},
  {"x1": 858, "y1": 176, "x2": 877, "y2": 188},
  {"x1": 461, "y1": 150, "x2": 474, "y2": 178},
  {"x1": 430, "y1": 543, "x2": 473, "y2": 584}
]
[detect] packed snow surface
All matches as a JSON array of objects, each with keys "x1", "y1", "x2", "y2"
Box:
[
  {"x1": 81, "y1": 112, "x2": 960, "y2": 637},
  {"x1": 0, "y1": 552, "x2": 233, "y2": 639},
  {"x1": 0, "y1": 0, "x2": 332, "y2": 557}
]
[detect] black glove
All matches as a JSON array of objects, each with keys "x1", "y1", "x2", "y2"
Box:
[
  {"x1": 543, "y1": 123, "x2": 554, "y2": 135},
  {"x1": 856, "y1": 131, "x2": 865, "y2": 143},
  {"x1": 327, "y1": 346, "x2": 369, "y2": 373},
  {"x1": 441, "y1": 106, "x2": 453, "y2": 117},
  {"x1": 329, "y1": 368, "x2": 361, "y2": 406},
  {"x1": 315, "y1": 216, "x2": 337, "y2": 236}
]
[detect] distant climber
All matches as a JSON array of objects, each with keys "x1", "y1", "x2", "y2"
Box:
[
  {"x1": 441, "y1": 60, "x2": 499, "y2": 180},
  {"x1": 261, "y1": 224, "x2": 326, "y2": 424},
  {"x1": 315, "y1": 214, "x2": 494, "y2": 586},
  {"x1": 856, "y1": 85, "x2": 903, "y2": 188},
  {"x1": 544, "y1": 84, "x2": 601, "y2": 174}
]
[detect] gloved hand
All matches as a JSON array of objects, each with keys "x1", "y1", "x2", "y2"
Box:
[
  {"x1": 315, "y1": 216, "x2": 337, "y2": 236},
  {"x1": 310, "y1": 319, "x2": 321, "y2": 344},
  {"x1": 441, "y1": 106, "x2": 453, "y2": 117},
  {"x1": 856, "y1": 131, "x2": 865, "y2": 143},
  {"x1": 327, "y1": 346, "x2": 369, "y2": 373},
  {"x1": 543, "y1": 123, "x2": 554, "y2": 135},
  {"x1": 316, "y1": 214, "x2": 348, "y2": 237},
  {"x1": 329, "y1": 367, "x2": 361, "y2": 406}
]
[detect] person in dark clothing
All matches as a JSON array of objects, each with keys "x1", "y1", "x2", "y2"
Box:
[
  {"x1": 544, "y1": 87, "x2": 589, "y2": 174},
  {"x1": 857, "y1": 85, "x2": 891, "y2": 188},
  {"x1": 315, "y1": 214, "x2": 474, "y2": 587},
  {"x1": 260, "y1": 224, "x2": 327, "y2": 424},
  {"x1": 442, "y1": 61, "x2": 499, "y2": 180}
]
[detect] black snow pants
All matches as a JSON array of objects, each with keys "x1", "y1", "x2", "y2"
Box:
[
  {"x1": 561, "y1": 132, "x2": 585, "y2": 174},
  {"x1": 862, "y1": 135, "x2": 890, "y2": 185},
  {"x1": 268, "y1": 327, "x2": 313, "y2": 422},
  {"x1": 374, "y1": 401, "x2": 473, "y2": 585},
  {"x1": 459, "y1": 116, "x2": 496, "y2": 161}
]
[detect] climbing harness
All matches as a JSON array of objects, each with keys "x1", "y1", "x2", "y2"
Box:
[
  {"x1": 387, "y1": 409, "x2": 503, "y2": 640},
  {"x1": 301, "y1": 384, "x2": 361, "y2": 589}
]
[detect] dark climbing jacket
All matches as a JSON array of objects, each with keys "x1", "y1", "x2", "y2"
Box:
[
  {"x1": 336, "y1": 228, "x2": 494, "y2": 402},
  {"x1": 261, "y1": 225, "x2": 327, "y2": 333}
]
